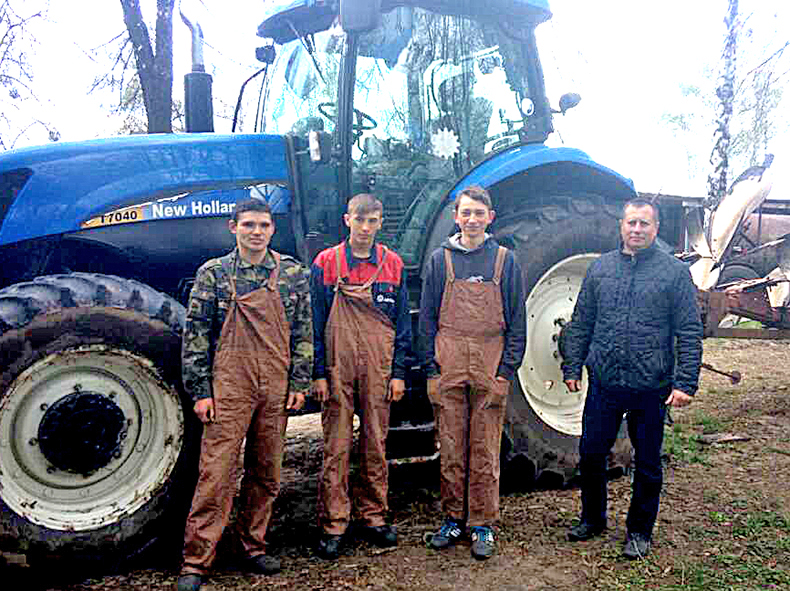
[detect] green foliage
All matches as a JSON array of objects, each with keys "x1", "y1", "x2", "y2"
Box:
[
  {"x1": 595, "y1": 507, "x2": 790, "y2": 590},
  {"x1": 693, "y1": 411, "x2": 724, "y2": 435},
  {"x1": 663, "y1": 423, "x2": 708, "y2": 465}
]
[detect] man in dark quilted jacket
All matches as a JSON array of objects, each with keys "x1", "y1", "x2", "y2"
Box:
[{"x1": 562, "y1": 198, "x2": 702, "y2": 560}]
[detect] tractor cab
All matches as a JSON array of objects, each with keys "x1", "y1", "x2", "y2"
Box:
[{"x1": 257, "y1": 0, "x2": 558, "y2": 268}]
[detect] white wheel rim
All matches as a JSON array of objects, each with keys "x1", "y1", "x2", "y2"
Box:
[
  {"x1": 0, "y1": 345, "x2": 184, "y2": 531},
  {"x1": 517, "y1": 254, "x2": 598, "y2": 436}
]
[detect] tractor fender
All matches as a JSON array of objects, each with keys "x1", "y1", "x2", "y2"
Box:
[{"x1": 451, "y1": 144, "x2": 635, "y2": 204}]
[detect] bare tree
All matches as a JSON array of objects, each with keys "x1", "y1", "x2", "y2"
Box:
[
  {"x1": 94, "y1": 0, "x2": 175, "y2": 134},
  {"x1": 0, "y1": 0, "x2": 56, "y2": 149},
  {"x1": 706, "y1": 0, "x2": 738, "y2": 209}
]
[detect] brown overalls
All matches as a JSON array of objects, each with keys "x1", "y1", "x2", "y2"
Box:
[
  {"x1": 183, "y1": 253, "x2": 291, "y2": 575},
  {"x1": 319, "y1": 245, "x2": 395, "y2": 535},
  {"x1": 435, "y1": 246, "x2": 509, "y2": 527}
]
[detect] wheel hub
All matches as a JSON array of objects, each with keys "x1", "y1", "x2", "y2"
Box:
[
  {"x1": 38, "y1": 390, "x2": 127, "y2": 475},
  {"x1": 518, "y1": 254, "x2": 598, "y2": 436}
]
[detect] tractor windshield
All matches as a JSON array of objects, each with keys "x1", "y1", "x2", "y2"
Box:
[
  {"x1": 263, "y1": 7, "x2": 546, "y2": 156},
  {"x1": 261, "y1": 5, "x2": 550, "y2": 263}
]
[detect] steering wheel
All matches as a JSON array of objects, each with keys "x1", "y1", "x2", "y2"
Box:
[{"x1": 317, "y1": 102, "x2": 378, "y2": 132}]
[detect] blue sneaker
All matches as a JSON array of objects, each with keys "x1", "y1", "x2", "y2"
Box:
[
  {"x1": 429, "y1": 518, "x2": 463, "y2": 550},
  {"x1": 470, "y1": 526, "x2": 496, "y2": 560}
]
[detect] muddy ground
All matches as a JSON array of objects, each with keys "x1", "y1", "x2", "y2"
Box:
[{"x1": 4, "y1": 337, "x2": 790, "y2": 590}]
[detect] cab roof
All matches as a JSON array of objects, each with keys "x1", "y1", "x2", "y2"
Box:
[{"x1": 258, "y1": 0, "x2": 551, "y2": 45}]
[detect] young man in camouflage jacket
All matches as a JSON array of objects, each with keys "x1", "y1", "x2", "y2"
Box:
[{"x1": 177, "y1": 198, "x2": 312, "y2": 591}]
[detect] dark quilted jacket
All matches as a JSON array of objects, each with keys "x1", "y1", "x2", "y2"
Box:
[{"x1": 562, "y1": 242, "x2": 702, "y2": 395}]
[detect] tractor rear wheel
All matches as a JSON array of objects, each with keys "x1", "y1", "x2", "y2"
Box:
[
  {"x1": 0, "y1": 273, "x2": 197, "y2": 568},
  {"x1": 496, "y1": 198, "x2": 633, "y2": 488}
]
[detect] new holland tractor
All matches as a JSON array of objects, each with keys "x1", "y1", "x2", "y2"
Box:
[{"x1": 0, "y1": 0, "x2": 641, "y2": 563}]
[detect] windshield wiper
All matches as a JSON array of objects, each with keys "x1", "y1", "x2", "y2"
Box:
[{"x1": 286, "y1": 20, "x2": 327, "y2": 85}]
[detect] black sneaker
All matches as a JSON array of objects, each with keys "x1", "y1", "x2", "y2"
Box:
[
  {"x1": 470, "y1": 526, "x2": 496, "y2": 560},
  {"x1": 567, "y1": 521, "x2": 606, "y2": 541},
  {"x1": 622, "y1": 532, "x2": 651, "y2": 560},
  {"x1": 245, "y1": 554, "x2": 281, "y2": 575},
  {"x1": 176, "y1": 574, "x2": 203, "y2": 591},
  {"x1": 428, "y1": 518, "x2": 463, "y2": 550},
  {"x1": 317, "y1": 533, "x2": 343, "y2": 560},
  {"x1": 360, "y1": 524, "x2": 397, "y2": 547}
]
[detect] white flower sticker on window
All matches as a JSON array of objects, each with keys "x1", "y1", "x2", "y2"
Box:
[{"x1": 431, "y1": 128, "x2": 460, "y2": 159}]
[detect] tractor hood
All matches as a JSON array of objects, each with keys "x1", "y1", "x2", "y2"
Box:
[
  {"x1": 258, "y1": 0, "x2": 551, "y2": 44},
  {"x1": 0, "y1": 133, "x2": 289, "y2": 245}
]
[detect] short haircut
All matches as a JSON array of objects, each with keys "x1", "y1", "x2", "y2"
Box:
[
  {"x1": 623, "y1": 198, "x2": 660, "y2": 224},
  {"x1": 347, "y1": 193, "x2": 383, "y2": 217},
  {"x1": 455, "y1": 185, "x2": 492, "y2": 211},
  {"x1": 233, "y1": 198, "x2": 272, "y2": 222}
]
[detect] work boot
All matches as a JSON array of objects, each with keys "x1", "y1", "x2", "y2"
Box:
[
  {"x1": 245, "y1": 553, "x2": 281, "y2": 575},
  {"x1": 428, "y1": 518, "x2": 463, "y2": 550},
  {"x1": 175, "y1": 574, "x2": 203, "y2": 591},
  {"x1": 622, "y1": 532, "x2": 651, "y2": 560},
  {"x1": 470, "y1": 526, "x2": 496, "y2": 560},
  {"x1": 360, "y1": 524, "x2": 398, "y2": 547},
  {"x1": 567, "y1": 521, "x2": 606, "y2": 541},
  {"x1": 317, "y1": 533, "x2": 343, "y2": 560}
]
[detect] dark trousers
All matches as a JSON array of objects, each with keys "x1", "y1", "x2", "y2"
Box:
[{"x1": 579, "y1": 380, "x2": 668, "y2": 539}]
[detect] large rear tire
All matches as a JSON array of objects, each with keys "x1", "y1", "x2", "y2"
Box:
[
  {"x1": 495, "y1": 197, "x2": 633, "y2": 487},
  {"x1": 0, "y1": 273, "x2": 197, "y2": 567}
]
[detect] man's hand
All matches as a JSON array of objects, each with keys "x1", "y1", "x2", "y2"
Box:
[
  {"x1": 426, "y1": 376, "x2": 440, "y2": 404},
  {"x1": 564, "y1": 379, "x2": 582, "y2": 393},
  {"x1": 312, "y1": 378, "x2": 330, "y2": 402},
  {"x1": 194, "y1": 398, "x2": 215, "y2": 424},
  {"x1": 387, "y1": 378, "x2": 406, "y2": 401},
  {"x1": 665, "y1": 389, "x2": 692, "y2": 408},
  {"x1": 287, "y1": 390, "x2": 307, "y2": 411}
]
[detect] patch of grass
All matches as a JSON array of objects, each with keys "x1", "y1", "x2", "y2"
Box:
[
  {"x1": 731, "y1": 510, "x2": 790, "y2": 538},
  {"x1": 693, "y1": 411, "x2": 724, "y2": 435},
  {"x1": 597, "y1": 506, "x2": 790, "y2": 590},
  {"x1": 663, "y1": 424, "x2": 708, "y2": 465}
]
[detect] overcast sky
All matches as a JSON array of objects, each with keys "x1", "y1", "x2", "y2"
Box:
[{"x1": 19, "y1": 0, "x2": 790, "y2": 197}]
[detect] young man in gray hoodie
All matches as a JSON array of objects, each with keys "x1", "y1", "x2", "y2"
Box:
[{"x1": 419, "y1": 185, "x2": 526, "y2": 560}]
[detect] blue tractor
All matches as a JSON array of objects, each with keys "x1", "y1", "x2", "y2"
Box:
[{"x1": 0, "y1": 0, "x2": 636, "y2": 563}]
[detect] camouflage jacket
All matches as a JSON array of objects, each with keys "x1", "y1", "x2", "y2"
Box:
[{"x1": 182, "y1": 248, "x2": 313, "y2": 401}]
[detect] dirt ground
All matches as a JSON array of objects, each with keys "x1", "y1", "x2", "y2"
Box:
[{"x1": 5, "y1": 337, "x2": 790, "y2": 590}]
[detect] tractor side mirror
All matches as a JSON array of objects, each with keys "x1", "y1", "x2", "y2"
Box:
[
  {"x1": 557, "y1": 93, "x2": 581, "y2": 114},
  {"x1": 339, "y1": 0, "x2": 382, "y2": 33},
  {"x1": 255, "y1": 45, "x2": 276, "y2": 65}
]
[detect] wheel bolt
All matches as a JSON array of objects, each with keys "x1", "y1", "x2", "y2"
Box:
[
  {"x1": 47, "y1": 466, "x2": 56, "y2": 474},
  {"x1": 553, "y1": 351, "x2": 560, "y2": 359},
  {"x1": 73, "y1": 384, "x2": 82, "y2": 392},
  {"x1": 40, "y1": 403, "x2": 48, "y2": 411},
  {"x1": 113, "y1": 450, "x2": 122, "y2": 459},
  {"x1": 29, "y1": 438, "x2": 38, "y2": 446},
  {"x1": 552, "y1": 334, "x2": 559, "y2": 342},
  {"x1": 108, "y1": 391, "x2": 116, "y2": 399}
]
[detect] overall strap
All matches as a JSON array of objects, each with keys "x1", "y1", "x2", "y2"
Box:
[
  {"x1": 443, "y1": 248, "x2": 456, "y2": 282},
  {"x1": 221, "y1": 254, "x2": 238, "y2": 300},
  {"x1": 334, "y1": 244, "x2": 345, "y2": 291},
  {"x1": 493, "y1": 246, "x2": 507, "y2": 286},
  {"x1": 267, "y1": 251, "x2": 281, "y2": 290},
  {"x1": 360, "y1": 245, "x2": 388, "y2": 289}
]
